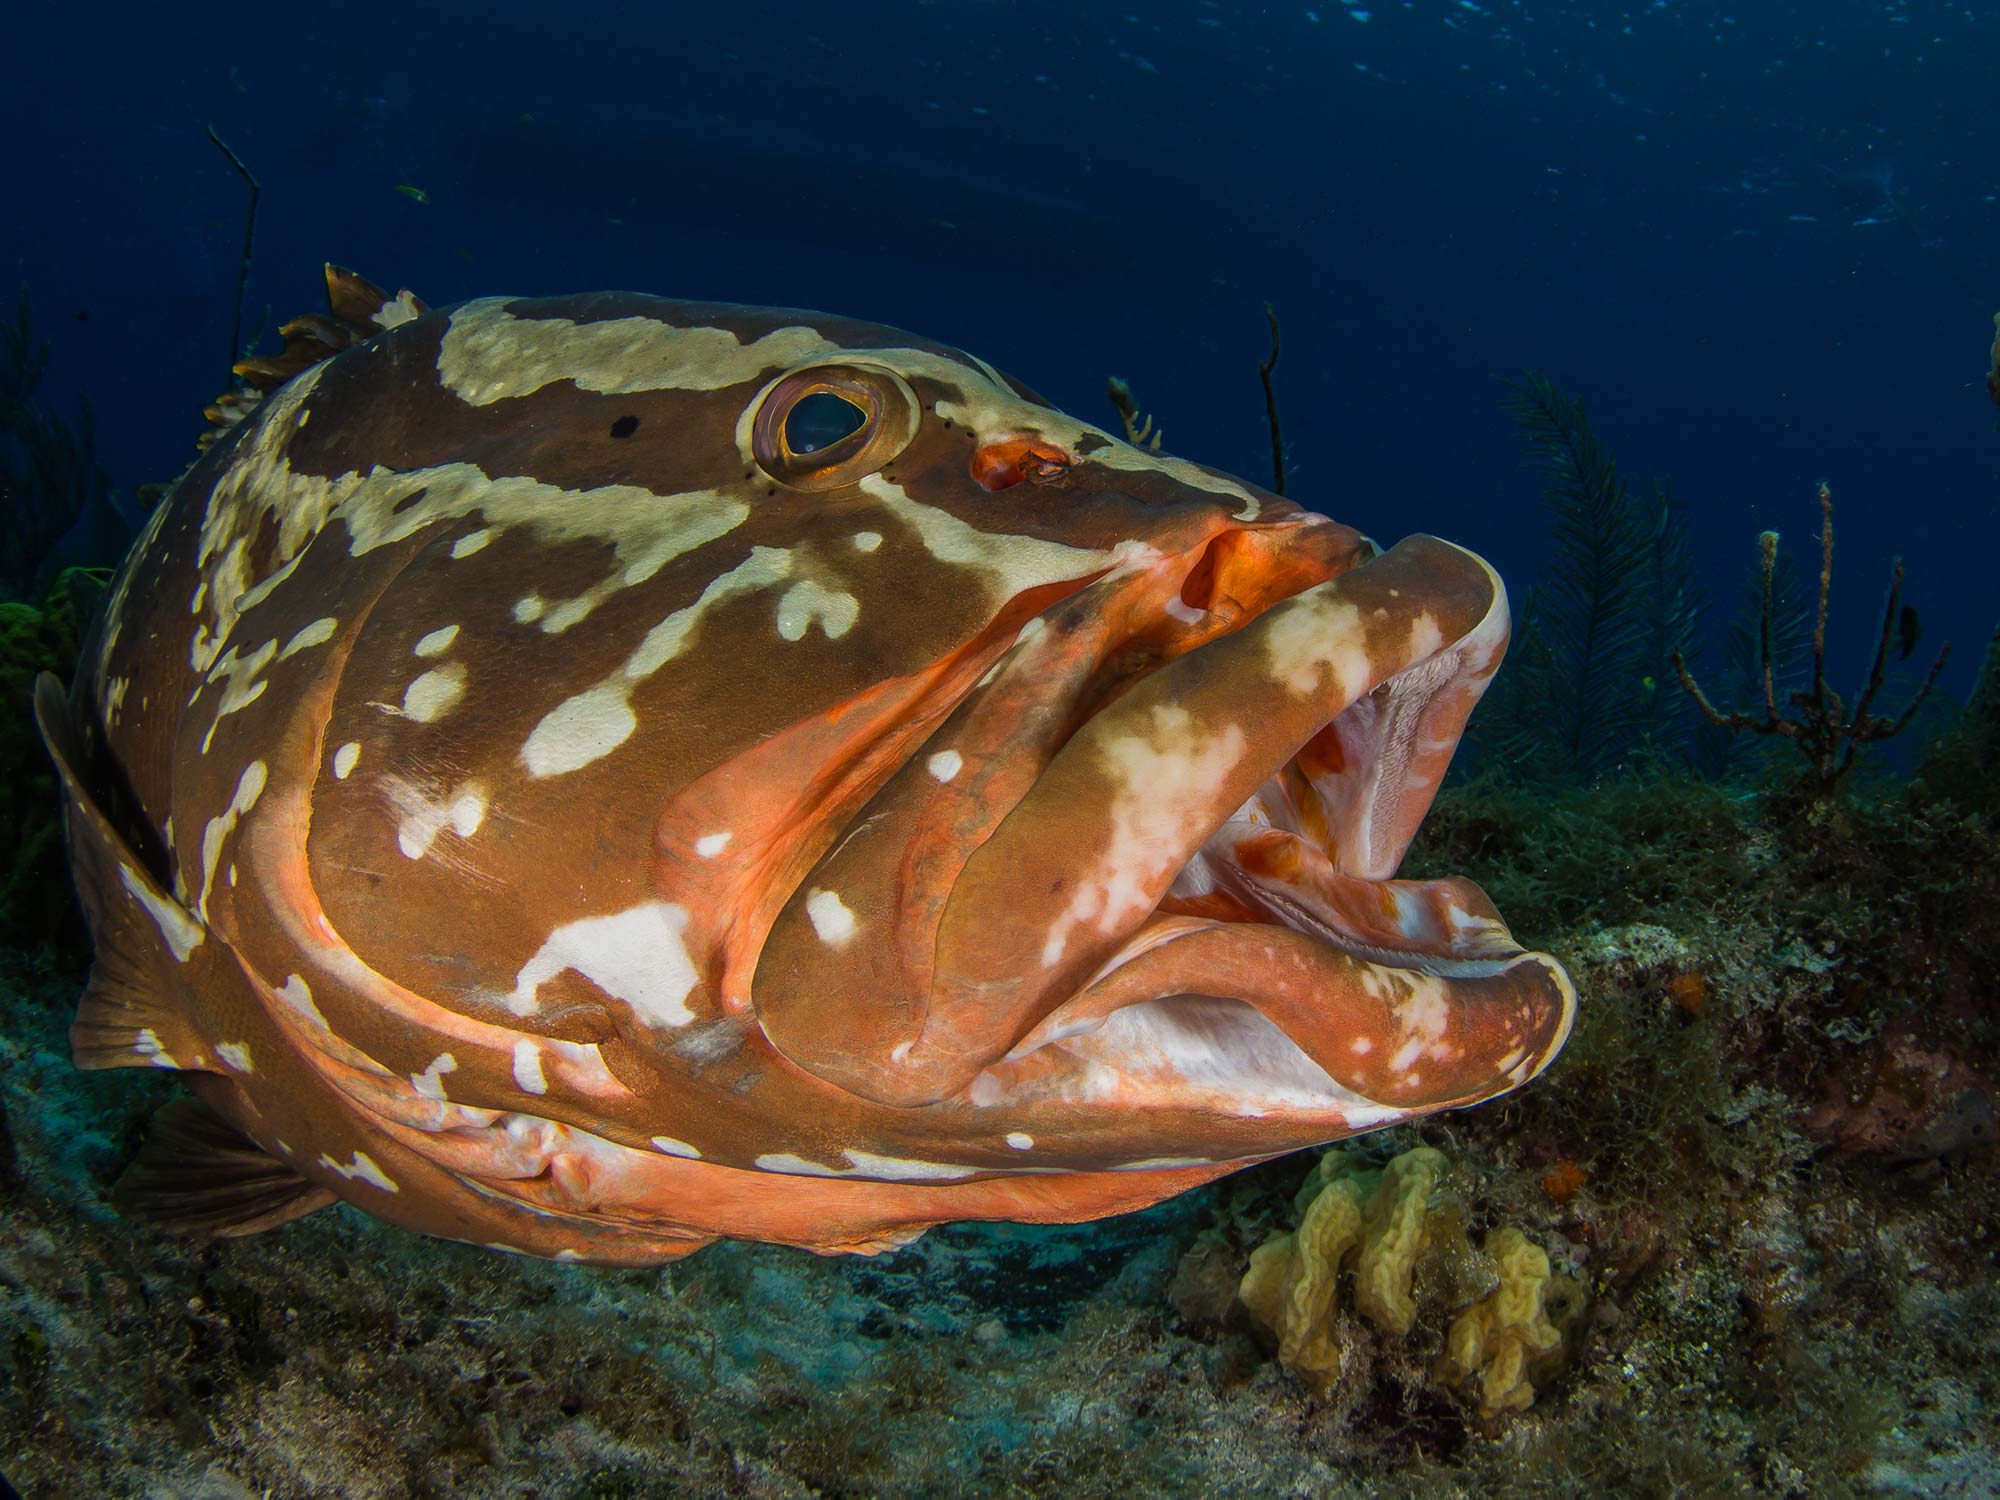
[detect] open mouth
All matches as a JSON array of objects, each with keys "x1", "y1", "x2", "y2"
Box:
[
  {"x1": 750, "y1": 510, "x2": 1574, "y2": 1141},
  {"x1": 940, "y1": 517, "x2": 1577, "y2": 1139}
]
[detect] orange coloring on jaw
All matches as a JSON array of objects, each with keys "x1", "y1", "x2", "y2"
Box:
[
  {"x1": 1295, "y1": 722, "x2": 1348, "y2": 779},
  {"x1": 1156, "y1": 889, "x2": 1278, "y2": 925},
  {"x1": 1237, "y1": 828, "x2": 1306, "y2": 883}
]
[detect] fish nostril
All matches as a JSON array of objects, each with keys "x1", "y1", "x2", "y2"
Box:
[
  {"x1": 1182, "y1": 522, "x2": 1366, "y2": 626},
  {"x1": 1181, "y1": 529, "x2": 1270, "y2": 618},
  {"x1": 970, "y1": 436, "x2": 1070, "y2": 492},
  {"x1": 1179, "y1": 539, "x2": 1221, "y2": 614},
  {"x1": 970, "y1": 450, "x2": 1024, "y2": 491}
]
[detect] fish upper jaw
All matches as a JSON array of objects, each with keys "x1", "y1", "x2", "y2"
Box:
[{"x1": 752, "y1": 519, "x2": 1575, "y2": 1133}]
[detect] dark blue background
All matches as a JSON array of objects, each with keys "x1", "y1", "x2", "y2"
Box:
[{"x1": 6, "y1": 0, "x2": 1995, "y2": 698}]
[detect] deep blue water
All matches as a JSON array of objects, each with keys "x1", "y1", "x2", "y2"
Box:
[{"x1": 6, "y1": 0, "x2": 1996, "y2": 699}]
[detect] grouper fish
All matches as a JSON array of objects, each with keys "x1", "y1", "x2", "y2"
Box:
[{"x1": 34, "y1": 267, "x2": 1575, "y2": 1263}]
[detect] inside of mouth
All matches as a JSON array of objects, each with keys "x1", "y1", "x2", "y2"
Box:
[
  {"x1": 963, "y1": 551, "x2": 1534, "y2": 1127},
  {"x1": 1156, "y1": 647, "x2": 1514, "y2": 970},
  {"x1": 971, "y1": 992, "x2": 1410, "y2": 1125},
  {"x1": 965, "y1": 686, "x2": 1515, "y2": 1122}
]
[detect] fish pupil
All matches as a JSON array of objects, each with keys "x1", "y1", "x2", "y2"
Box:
[
  {"x1": 785, "y1": 391, "x2": 868, "y2": 454},
  {"x1": 609, "y1": 414, "x2": 640, "y2": 438}
]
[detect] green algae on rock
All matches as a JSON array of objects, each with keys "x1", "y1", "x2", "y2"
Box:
[{"x1": 0, "y1": 567, "x2": 106, "y2": 953}]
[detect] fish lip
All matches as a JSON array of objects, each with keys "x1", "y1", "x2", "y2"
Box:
[
  {"x1": 1058, "y1": 525, "x2": 1500, "y2": 947},
  {"x1": 964, "y1": 528, "x2": 1576, "y2": 1124},
  {"x1": 980, "y1": 933, "x2": 1576, "y2": 1138},
  {"x1": 950, "y1": 517, "x2": 1485, "y2": 970},
  {"x1": 1047, "y1": 517, "x2": 1371, "y2": 760}
]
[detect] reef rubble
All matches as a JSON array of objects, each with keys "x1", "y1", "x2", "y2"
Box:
[{"x1": 3, "y1": 752, "x2": 1996, "y2": 1497}]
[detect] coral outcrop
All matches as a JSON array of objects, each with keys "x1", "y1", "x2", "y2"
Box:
[
  {"x1": 1236, "y1": 1145, "x2": 1581, "y2": 1416},
  {"x1": 1804, "y1": 1013, "x2": 1998, "y2": 1161},
  {"x1": 1919, "y1": 624, "x2": 2000, "y2": 818},
  {"x1": 1439, "y1": 1226, "x2": 1575, "y2": 1418},
  {"x1": 1674, "y1": 482, "x2": 1948, "y2": 798}
]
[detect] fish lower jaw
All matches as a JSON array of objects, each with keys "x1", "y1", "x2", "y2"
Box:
[
  {"x1": 973, "y1": 990, "x2": 1421, "y2": 1138},
  {"x1": 972, "y1": 811, "x2": 1576, "y2": 1140},
  {"x1": 954, "y1": 561, "x2": 1569, "y2": 1133},
  {"x1": 971, "y1": 913, "x2": 1573, "y2": 1148}
]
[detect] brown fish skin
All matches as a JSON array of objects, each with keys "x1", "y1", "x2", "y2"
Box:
[{"x1": 38, "y1": 277, "x2": 1573, "y2": 1263}]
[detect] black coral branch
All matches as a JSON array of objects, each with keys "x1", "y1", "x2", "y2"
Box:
[
  {"x1": 1673, "y1": 482, "x2": 1949, "y2": 796},
  {"x1": 1496, "y1": 372, "x2": 1665, "y2": 778}
]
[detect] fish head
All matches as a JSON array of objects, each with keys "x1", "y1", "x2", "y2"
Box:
[
  {"x1": 516, "y1": 305, "x2": 1579, "y2": 1152},
  {"x1": 68, "y1": 287, "x2": 1573, "y2": 1255}
]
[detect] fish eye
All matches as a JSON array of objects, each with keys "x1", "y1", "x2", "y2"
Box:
[
  {"x1": 750, "y1": 364, "x2": 918, "y2": 492},
  {"x1": 785, "y1": 392, "x2": 867, "y2": 454}
]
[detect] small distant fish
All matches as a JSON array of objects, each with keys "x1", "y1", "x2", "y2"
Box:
[
  {"x1": 393, "y1": 183, "x2": 431, "y2": 205},
  {"x1": 1898, "y1": 605, "x2": 1922, "y2": 661}
]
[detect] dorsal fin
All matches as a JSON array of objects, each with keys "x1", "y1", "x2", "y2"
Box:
[
  {"x1": 32, "y1": 672, "x2": 212, "y2": 1072},
  {"x1": 113, "y1": 1095, "x2": 336, "y2": 1237},
  {"x1": 322, "y1": 263, "x2": 428, "y2": 330},
  {"x1": 200, "y1": 264, "x2": 429, "y2": 448}
]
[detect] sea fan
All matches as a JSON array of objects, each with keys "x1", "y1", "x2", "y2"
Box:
[
  {"x1": 1483, "y1": 373, "x2": 1671, "y2": 780},
  {"x1": 1632, "y1": 478, "x2": 1704, "y2": 760}
]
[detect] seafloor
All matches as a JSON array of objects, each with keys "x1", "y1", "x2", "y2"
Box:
[{"x1": 3, "y1": 727, "x2": 1997, "y2": 1496}]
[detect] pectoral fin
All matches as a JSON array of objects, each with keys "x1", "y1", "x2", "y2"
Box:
[
  {"x1": 113, "y1": 1095, "x2": 336, "y2": 1237},
  {"x1": 32, "y1": 672, "x2": 212, "y2": 1073}
]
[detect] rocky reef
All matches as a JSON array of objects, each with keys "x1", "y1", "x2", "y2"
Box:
[
  {"x1": 1, "y1": 358, "x2": 1996, "y2": 1491},
  {"x1": 1235, "y1": 1143, "x2": 1586, "y2": 1418},
  {"x1": 3, "y1": 735, "x2": 1997, "y2": 1495}
]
